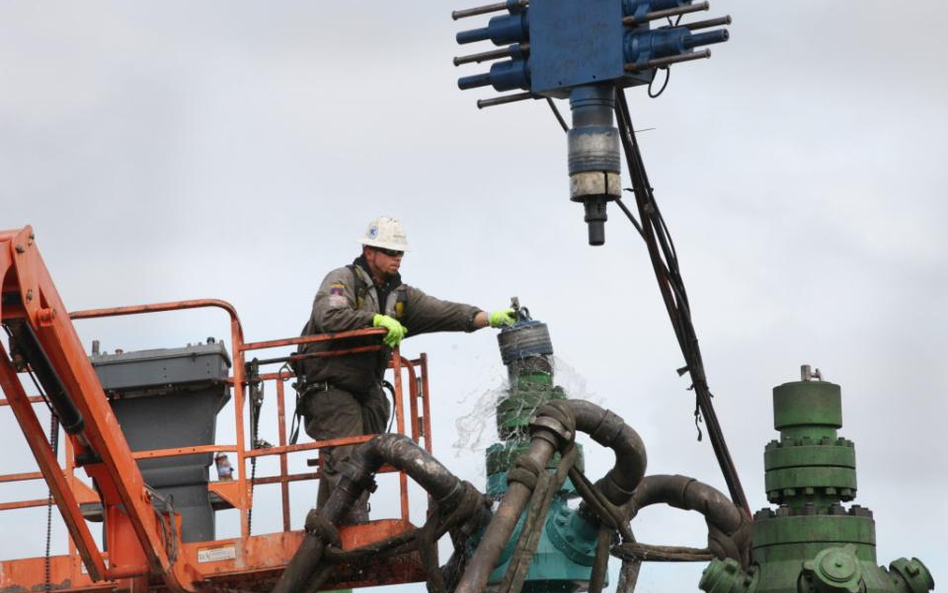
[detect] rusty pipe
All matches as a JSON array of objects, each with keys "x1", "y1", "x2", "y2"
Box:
[
  {"x1": 273, "y1": 434, "x2": 483, "y2": 593},
  {"x1": 627, "y1": 474, "x2": 749, "y2": 566},
  {"x1": 456, "y1": 437, "x2": 558, "y2": 593},
  {"x1": 271, "y1": 479, "x2": 355, "y2": 593},
  {"x1": 568, "y1": 400, "x2": 647, "y2": 506},
  {"x1": 629, "y1": 474, "x2": 742, "y2": 530}
]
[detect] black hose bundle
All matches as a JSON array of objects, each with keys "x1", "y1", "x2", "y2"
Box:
[{"x1": 612, "y1": 88, "x2": 750, "y2": 515}]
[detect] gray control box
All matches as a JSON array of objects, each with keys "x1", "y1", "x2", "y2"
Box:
[{"x1": 91, "y1": 341, "x2": 231, "y2": 543}]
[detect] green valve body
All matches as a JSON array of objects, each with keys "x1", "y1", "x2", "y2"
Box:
[
  {"x1": 700, "y1": 368, "x2": 934, "y2": 593},
  {"x1": 479, "y1": 318, "x2": 600, "y2": 591}
]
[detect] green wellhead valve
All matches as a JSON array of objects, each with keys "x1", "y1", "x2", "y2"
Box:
[{"x1": 699, "y1": 365, "x2": 934, "y2": 593}]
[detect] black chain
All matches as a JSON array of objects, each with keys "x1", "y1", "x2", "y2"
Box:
[
  {"x1": 44, "y1": 413, "x2": 60, "y2": 592},
  {"x1": 246, "y1": 359, "x2": 263, "y2": 535}
]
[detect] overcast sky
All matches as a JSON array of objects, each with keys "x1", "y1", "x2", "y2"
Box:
[{"x1": 1, "y1": 2, "x2": 945, "y2": 591}]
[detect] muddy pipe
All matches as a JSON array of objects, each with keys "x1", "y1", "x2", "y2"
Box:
[
  {"x1": 627, "y1": 474, "x2": 750, "y2": 566},
  {"x1": 568, "y1": 400, "x2": 647, "y2": 507},
  {"x1": 273, "y1": 434, "x2": 482, "y2": 593},
  {"x1": 454, "y1": 399, "x2": 647, "y2": 593}
]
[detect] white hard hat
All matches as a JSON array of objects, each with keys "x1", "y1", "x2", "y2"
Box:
[{"x1": 360, "y1": 216, "x2": 410, "y2": 252}]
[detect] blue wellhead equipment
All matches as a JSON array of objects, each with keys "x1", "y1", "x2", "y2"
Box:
[{"x1": 452, "y1": 0, "x2": 730, "y2": 245}]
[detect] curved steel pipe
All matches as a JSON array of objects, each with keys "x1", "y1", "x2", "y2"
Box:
[
  {"x1": 455, "y1": 399, "x2": 647, "y2": 593},
  {"x1": 627, "y1": 474, "x2": 750, "y2": 566},
  {"x1": 273, "y1": 434, "x2": 482, "y2": 593},
  {"x1": 567, "y1": 400, "x2": 647, "y2": 506}
]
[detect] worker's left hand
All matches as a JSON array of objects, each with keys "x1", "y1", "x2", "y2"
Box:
[
  {"x1": 488, "y1": 308, "x2": 517, "y2": 328},
  {"x1": 373, "y1": 314, "x2": 408, "y2": 348}
]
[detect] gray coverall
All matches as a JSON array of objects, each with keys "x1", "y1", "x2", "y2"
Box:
[{"x1": 298, "y1": 258, "x2": 481, "y2": 518}]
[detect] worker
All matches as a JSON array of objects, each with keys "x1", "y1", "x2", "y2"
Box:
[
  {"x1": 214, "y1": 453, "x2": 234, "y2": 481},
  {"x1": 296, "y1": 216, "x2": 516, "y2": 523}
]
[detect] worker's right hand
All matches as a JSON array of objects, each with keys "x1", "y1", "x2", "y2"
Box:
[{"x1": 372, "y1": 314, "x2": 408, "y2": 348}]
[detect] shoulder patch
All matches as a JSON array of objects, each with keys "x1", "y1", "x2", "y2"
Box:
[{"x1": 329, "y1": 283, "x2": 345, "y2": 296}]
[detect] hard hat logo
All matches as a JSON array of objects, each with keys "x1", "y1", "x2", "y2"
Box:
[{"x1": 361, "y1": 216, "x2": 410, "y2": 252}]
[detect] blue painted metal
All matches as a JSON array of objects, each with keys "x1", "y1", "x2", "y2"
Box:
[
  {"x1": 454, "y1": 0, "x2": 730, "y2": 96},
  {"x1": 624, "y1": 27, "x2": 729, "y2": 67},
  {"x1": 488, "y1": 59, "x2": 531, "y2": 91},
  {"x1": 487, "y1": 499, "x2": 601, "y2": 591},
  {"x1": 456, "y1": 12, "x2": 529, "y2": 45},
  {"x1": 530, "y1": 0, "x2": 624, "y2": 95}
]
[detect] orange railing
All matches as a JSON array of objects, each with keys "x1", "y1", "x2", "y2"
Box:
[{"x1": 0, "y1": 298, "x2": 434, "y2": 577}]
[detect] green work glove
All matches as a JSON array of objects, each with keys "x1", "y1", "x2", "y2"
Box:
[
  {"x1": 373, "y1": 314, "x2": 408, "y2": 348},
  {"x1": 488, "y1": 308, "x2": 517, "y2": 328}
]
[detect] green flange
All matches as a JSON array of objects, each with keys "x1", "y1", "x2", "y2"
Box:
[
  {"x1": 764, "y1": 467, "x2": 856, "y2": 502},
  {"x1": 764, "y1": 440, "x2": 855, "y2": 470},
  {"x1": 752, "y1": 514, "x2": 875, "y2": 548},
  {"x1": 545, "y1": 501, "x2": 599, "y2": 566}
]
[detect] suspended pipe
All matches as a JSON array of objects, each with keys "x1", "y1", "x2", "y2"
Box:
[
  {"x1": 454, "y1": 399, "x2": 647, "y2": 593},
  {"x1": 272, "y1": 434, "x2": 488, "y2": 593}
]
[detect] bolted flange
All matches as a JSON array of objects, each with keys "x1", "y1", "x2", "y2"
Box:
[{"x1": 800, "y1": 545, "x2": 863, "y2": 593}]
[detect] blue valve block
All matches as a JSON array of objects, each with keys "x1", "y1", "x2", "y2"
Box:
[{"x1": 455, "y1": 0, "x2": 729, "y2": 95}]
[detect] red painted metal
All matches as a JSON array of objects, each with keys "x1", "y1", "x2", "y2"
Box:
[
  {"x1": 419, "y1": 353, "x2": 434, "y2": 454},
  {"x1": 0, "y1": 498, "x2": 52, "y2": 511},
  {"x1": 391, "y1": 352, "x2": 411, "y2": 522},
  {"x1": 238, "y1": 329, "x2": 386, "y2": 352},
  {"x1": 0, "y1": 226, "x2": 439, "y2": 593},
  {"x1": 0, "y1": 340, "x2": 109, "y2": 581},
  {"x1": 0, "y1": 395, "x2": 45, "y2": 405},
  {"x1": 131, "y1": 445, "x2": 233, "y2": 460},
  {"x1": 275, "y1": 375, "x2": 291, "y2": 532},
  {"x1": 0, "y1": 470, "x2": 43, "y2": 483}
]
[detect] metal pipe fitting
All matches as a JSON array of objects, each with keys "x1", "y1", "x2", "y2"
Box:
[
  {"x1": 629, "y1": 474, "x2": 742, "y2": 533},
  {"x1": 452, "y1": 0, "x2": 528, "y2": 21},
  {"x1": 568, "y1": 400, "x2": 647, "y2": 506},
  {"x1": 567, "y1": 85, "x2": 621, "y2": 246},
  {"x1": 567, "y1": 86, "x2": 620, "y2": 173},
  {"x1": 627, "y1": 474, "x2": 749, "y2": 566}
]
